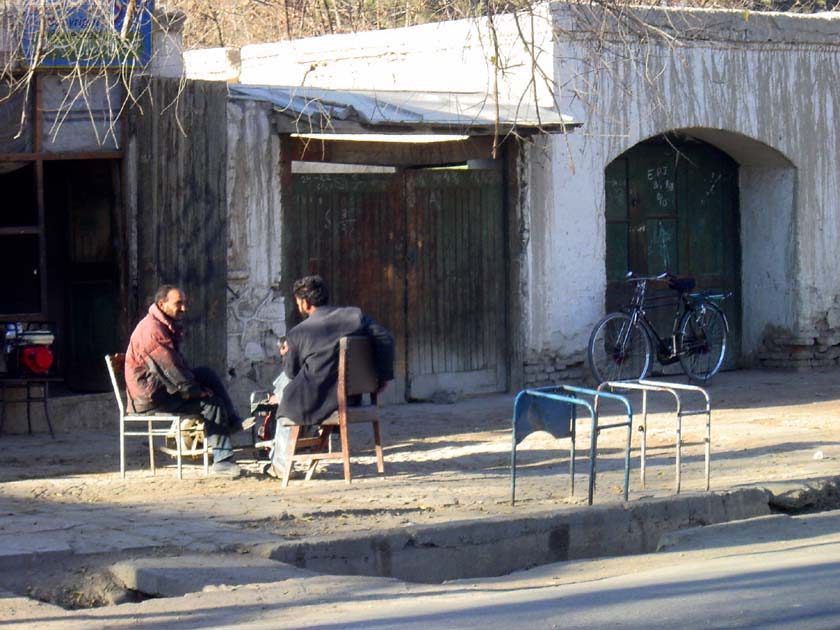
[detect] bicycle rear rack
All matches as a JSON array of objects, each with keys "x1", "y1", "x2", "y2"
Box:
[
  {"x1": 597, "y1": 379, "x2": 711, "y2": 493},
  {"x1": 511, "y1": 385, "x2": 632, "y2": 506}
]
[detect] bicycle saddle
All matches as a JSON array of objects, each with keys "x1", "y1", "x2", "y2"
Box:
[{"x1": 667, "y1": 275, "x2": 696, "y2": 292}]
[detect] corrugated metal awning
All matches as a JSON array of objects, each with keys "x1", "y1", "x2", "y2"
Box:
[{"x1": 228, "y1": 84, "x2": 579, "y2": 136}]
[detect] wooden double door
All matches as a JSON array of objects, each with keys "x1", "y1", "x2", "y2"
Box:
[{"x1": 288, "y1": 168, "x2": 508, "y2": 401}]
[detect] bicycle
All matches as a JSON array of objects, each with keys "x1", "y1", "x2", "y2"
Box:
[{"x1": 587, "y1": 272, "x2": 730, "y2": 384}]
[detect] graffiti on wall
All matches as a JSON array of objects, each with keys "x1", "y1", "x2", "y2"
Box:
[{"x1": 227, "y1": 286, "x2": 285, "y2": 368}]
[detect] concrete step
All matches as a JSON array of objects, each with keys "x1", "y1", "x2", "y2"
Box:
[
  {"x1": 109, "y1": 553, "x2": 319, "y2": 597},
  {"x1": 254, "y1": 487, "x2": 772, "y2": 583}
]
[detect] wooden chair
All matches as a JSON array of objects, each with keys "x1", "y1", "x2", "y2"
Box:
[
  {"x1": 277, "y1": 336, "x2": 386, "y2": 487},
  {"x1": 105, "y1": 354, "x2": 209, "y2": 479}
]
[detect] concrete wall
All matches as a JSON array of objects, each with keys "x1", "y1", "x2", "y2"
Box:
[
  {"x1": 519, "y1": 135, "x2": 588, "y2": 384},
  {"x1": 183, "y1": 4, "x2": 840, "y2": 384},
  {"x1": 186, "y1": 6, "x2": 556, "y2": 109},
  {"x1": 739, "y1": 165, "x2": 797, "y2": 356},
  {"x1": 240, "y1": 9, "x2": 554, "y2": 109},
  {"x1": 540, "y1": 5, "x2": 840, "y2": 372},
  {"x1": 224, "y1": 99, "x2": 286, "y2": 405},
  {"x1": 184, "y1": 47, "x2": 240, "y2": 81},
  {"x1": 148, "y1": 10, "x2": 186, "y2": 79},
  {"x1": 185, "y1": 9, "x2": 567, "y2": 388}
]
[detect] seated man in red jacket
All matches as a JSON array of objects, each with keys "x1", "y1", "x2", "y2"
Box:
[
  {"x1": 265, "y1": 275, "x2": 394, "y2": 477},
  {"x1": 125, "y1": 285, "x2": 251, "y2": 477}
]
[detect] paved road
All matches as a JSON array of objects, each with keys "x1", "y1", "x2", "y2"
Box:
[
  {"x1": 324, "y1": 554, "x2": 838, "y2": 629},
  {"x1": 276, "y1": 511, "x2": 840, "y2": 630},
  {"x1": 8, "y1": 510, "x2": 840, "y2": 629}
]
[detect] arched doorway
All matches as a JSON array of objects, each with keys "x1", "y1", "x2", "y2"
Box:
[{"x1": 604, "y1": 133, "x2": 742, "y2": 368}]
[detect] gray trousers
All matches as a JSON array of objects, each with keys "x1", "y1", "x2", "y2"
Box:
[
  {"x1": 148, "y1": 366, "x2": 241, "y2": 462},
  {"x1": 269, "y1": 373, "x2": 324, "y2": 471},
  {"x1": 270, "y1": 373, "x2": 294, "y2": 471}
]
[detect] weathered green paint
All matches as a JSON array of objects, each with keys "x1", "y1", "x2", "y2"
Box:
[{"x1": 606, "y1": 137, "x2": 741, "y2": 367}]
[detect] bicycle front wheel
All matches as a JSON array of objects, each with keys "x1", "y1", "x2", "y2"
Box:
[
  {"x1": 678, "y1": 302, "x2": 728, "y2": 381},
  {"x1": 588, "y1": 312, "x2": 653, "y2": 384}
]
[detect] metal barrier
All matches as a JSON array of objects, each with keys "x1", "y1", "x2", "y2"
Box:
[
  {"x1": 597, "y1": 379, "x2": 711, "y2": 493},
  {"x1": 511, "y1": 385, "x2": 632, "y2": 506}
]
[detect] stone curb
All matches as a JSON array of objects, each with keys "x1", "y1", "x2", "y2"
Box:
[
  {"x1": 764, "y1": 476, "x2": 840, "y2": 512},
  {"x1": 10, "y1": 479, "x2": 840, "y2": 596},
  {"x1": 253, "y1": 487, "x2": 772, "y2": 583}
]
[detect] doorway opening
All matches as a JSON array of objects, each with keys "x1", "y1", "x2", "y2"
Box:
[
  {"x1": 286, "y1": 140, "x2": 510, "y2": 402},
  {"x1": 604, "y1": 133, "x2": 742, "y2": 370}
]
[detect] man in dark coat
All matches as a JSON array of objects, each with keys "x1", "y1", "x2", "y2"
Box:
[
  {"x1": 125, "y1": 285, "x2": 250, "y2": 476},
  {"x1": 266, "y1": 275, "x2": 394, "y2": 474}
]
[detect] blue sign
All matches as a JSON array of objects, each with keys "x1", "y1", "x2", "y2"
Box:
[{"x1": 22, "y1": 0, "x2": 154, "y2": 68}]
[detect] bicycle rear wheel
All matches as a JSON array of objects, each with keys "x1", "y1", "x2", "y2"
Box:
[
  {"x1": 678, "y1": 302, "x2": 728, "y2": 381},
  {"x1": 588, "y1": 312, "x2": 652, "y2": 383}
]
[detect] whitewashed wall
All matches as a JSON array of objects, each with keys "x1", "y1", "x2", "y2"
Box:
[
  {"x1": 188, "y1": 7, "x2": 556, "y2": 109},
  {"x1": 186, "y1": 4, "x2": 840, "y2": 381},
  {"x1": 541, "y1": 5, "x2": 840, "y2": 366},
  {"x1": 225, "y1": 99, "x2": 286, "y2": 404},
  {"x1": 148, "y1": 10, "x2": 186, "y2": 79}
]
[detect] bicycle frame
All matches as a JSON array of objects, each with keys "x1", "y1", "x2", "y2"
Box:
[{"x1": 621, "y1": 278, "x2": 723, "y2": 365}]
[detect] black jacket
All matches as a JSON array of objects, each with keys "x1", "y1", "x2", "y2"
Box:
[{"x1": 278, "y1": 305, "x2": 394, "y2": 425}]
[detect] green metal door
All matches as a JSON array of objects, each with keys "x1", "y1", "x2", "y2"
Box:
[{"x1": 605, "y1": 136, "x2": 741, "y2": 369}]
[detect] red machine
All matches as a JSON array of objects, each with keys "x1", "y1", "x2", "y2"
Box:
[
  {"x1": 2, "y1": 326, "x2": 55, "y2": 376},
  {"x1": 19, "y1": 345, "x2": 54, "y2": 375}
]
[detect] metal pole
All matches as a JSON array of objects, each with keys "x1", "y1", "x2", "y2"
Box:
[
  {"x1": 623, "y1": 405, "x2": 632, "y2": 501},
  {"x1": 587, "y1": 411, "x2": 597, "y2": 506},
  {"x1": 570, "y1": 406, "x2": 576, "y2": 498},
  {"x1": 705, "y1": 408, "x2": 711, "y2": 491},
  {"x1": 510, "y1": 402, "x2": 518, "y2": 506},
  {"x1": 641, "y1": 390, "x2": 648, "y2": 488}
]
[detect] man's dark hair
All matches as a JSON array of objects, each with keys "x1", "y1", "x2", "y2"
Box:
[
  {"x1": 155, "y1": 284, "x2": 180, "y2": 304},
  {"x1": 293, "y1": 275, "x2": 330, "y2": 307}
]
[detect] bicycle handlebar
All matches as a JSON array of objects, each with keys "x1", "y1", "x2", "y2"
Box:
[{"x1": 625, "y1": 272, "x2": 671, "y2": 283}]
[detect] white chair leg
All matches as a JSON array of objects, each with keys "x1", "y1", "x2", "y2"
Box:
[
  {"x1": 148, "y1": 420, "x2": 156, "y2": 475},
  {"x1": 176, "y1": 421, "x2": 183, "y2": 480},
  {"x1": 120, "y1": 421, "x2": 126, "y2": 479}
]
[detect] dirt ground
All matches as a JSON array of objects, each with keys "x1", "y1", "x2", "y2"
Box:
[
  {"x1": 3, "y1": 368, "x2": 840, "y2": 613},
  {"x1": 3, "y1": 368, "x2": 840, "y2": 540}
]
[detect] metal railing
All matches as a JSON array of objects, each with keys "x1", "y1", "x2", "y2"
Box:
[
  {"x1": 511, "y1": 385, "x2": 632, "y2": 506},
  {"x1": 598, "y1": 379, "x2": 711, "y2": 493}
]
